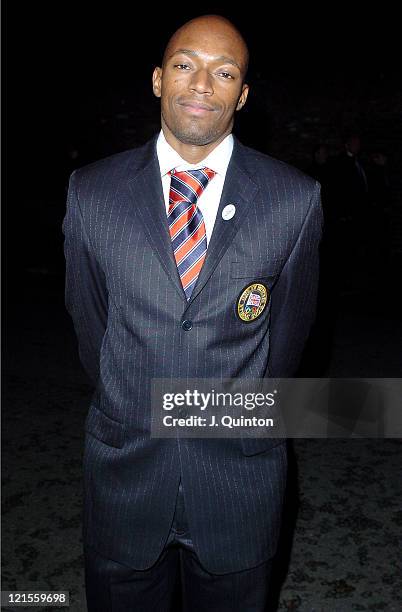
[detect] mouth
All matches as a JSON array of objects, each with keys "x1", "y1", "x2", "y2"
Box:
[{"x1": 178, "y1": 100, "x2": 217, "y2": 115}]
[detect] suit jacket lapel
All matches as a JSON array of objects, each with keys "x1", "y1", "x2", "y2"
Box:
[
  {"x1": 187, "y1": 139, "x2": 259, "y2": 305},
  {"x1": 127, "y1": 139, "x2": 186, "y2": 300},
  {"x1": 126, "y1": 136, "x2": 259, "y2": 305}
]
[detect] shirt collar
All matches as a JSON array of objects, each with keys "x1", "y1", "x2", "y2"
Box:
[{"x1": 156, "y1": 130, "x2": 233, "y2": 178}]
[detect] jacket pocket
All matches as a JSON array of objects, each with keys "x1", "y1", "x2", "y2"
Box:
[
  {"x1": 231, "y1": 260, "x2": 283, "y2": 280},
  {"x1": 240, "y1": 437, "x2": 285, "y2": 456},
  {"x1": 85, "y1": 403, "x2": 125, "y2": 448}
]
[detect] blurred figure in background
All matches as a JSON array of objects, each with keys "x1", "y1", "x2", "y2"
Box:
[
  {"x1": 366, "y1": 148, "x2": 392, "y2": 270},
  {"x1": 331, "y1": 132, "x2": 371, "y2": 292},
  {"x1": 302, "y1": 143, "x2": 337, "y2": 374},
  {"x1": 307, "y1": 143, "x2": 330, "y2": 183},
  {"x1": 306, "y1": 143, "x2": 334, "y2": 225}
]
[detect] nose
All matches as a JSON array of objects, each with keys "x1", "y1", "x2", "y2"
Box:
[{"x1": 189, "y1": 68, "x2": 214, "y2": 95}]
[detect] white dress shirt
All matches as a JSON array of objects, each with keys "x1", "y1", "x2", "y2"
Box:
[{"x1": 156, "y1": 130, "x2": 234, "y2": 243}]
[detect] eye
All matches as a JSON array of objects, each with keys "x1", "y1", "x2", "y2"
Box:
[
  {"x1": 217, "y1": 72, "x2": 234, "y2": 79},
  {"x1": 174, "y1": 64, "x2": 191, "y2": 70}
]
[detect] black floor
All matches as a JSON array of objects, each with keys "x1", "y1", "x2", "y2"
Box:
[{"x1": 2, "y1": 271, "x2": 402, "y2": 611}]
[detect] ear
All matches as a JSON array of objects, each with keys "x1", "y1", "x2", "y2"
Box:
[
  {"x1": 236, "y1": 83, "x2": 249, "y2": 111},
  {"x1": 152, "y1": 67, "x2": 162, "y2": 98}
]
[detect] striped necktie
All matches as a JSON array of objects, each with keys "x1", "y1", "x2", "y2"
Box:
[{"x1": 168, "y1": 168, "x2": 216, "y2": 300}]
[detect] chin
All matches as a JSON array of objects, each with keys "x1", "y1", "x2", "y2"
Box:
[
  {"x1": 173, "y1": 125, "x2": 222, "y2": 147},
  {"x1": 180, "y1": 135, "x2": 213, "y2": 146}
]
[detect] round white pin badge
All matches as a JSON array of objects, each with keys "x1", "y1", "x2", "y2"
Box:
[{"x1": 222, "y1": 204, "x2": 236, "y2": 220}]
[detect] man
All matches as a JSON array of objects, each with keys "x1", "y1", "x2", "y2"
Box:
[
  {"x1": 331, "y1": 133, "x2": 370, "y2": 291},
  {"x1": 334, "y1": 133, "x2": 369, "y2": 221},
  {"x1": 63, "y1": 14, "x2": 322, "y2": 612}
]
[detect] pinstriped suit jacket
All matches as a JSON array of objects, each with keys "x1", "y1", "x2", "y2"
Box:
[{"x1": 62, "y1": 135, "x2": 322, "y2": 573}]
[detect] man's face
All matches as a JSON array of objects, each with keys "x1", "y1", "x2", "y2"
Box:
[{"x1": 152, "y1": 20, "x2": 249, "y2": 148}]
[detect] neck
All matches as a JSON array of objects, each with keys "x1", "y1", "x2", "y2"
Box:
[{"x1": 161, "y1": 122, "x2": 231, "y2": 164}]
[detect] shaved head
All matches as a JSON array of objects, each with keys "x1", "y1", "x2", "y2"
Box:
[{"x1": 163, "y1": 15, "x2": 249, "y2": 80}]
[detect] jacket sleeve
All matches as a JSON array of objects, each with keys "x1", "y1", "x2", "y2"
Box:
[
  {"x1": 62, "y1": 171, "x2": 108, "y2": 386},
  {"x1": 267, "y1": 182, "x2": 323, "y2": 377}
]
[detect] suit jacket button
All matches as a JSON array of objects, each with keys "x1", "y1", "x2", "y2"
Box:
[{"x1": 182, "y1": 320, "x2": 193, "y2": 331}]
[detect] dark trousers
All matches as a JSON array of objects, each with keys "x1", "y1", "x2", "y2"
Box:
[{"x1": 85, "y1": 482, "x2": 272, "y2": 611}]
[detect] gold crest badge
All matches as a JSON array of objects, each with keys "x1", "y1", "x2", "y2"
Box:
[{"x1": 236, "y1": 283, "x2": 269, "y2": 323}]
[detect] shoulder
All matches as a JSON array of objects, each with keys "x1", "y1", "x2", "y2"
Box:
[
  {"x1": 69, "y1": 137, "x2": 157, "y2": 192},
  {"x1": 233, "y1": 141, "x2": 322, "y2": 238}
]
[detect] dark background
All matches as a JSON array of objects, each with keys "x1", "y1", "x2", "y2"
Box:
[
  {"x1": 4, "y1": 4, "x2": 402, "y2": 287},
  {"x1": 3, "y1": 5, "x2": 402, "y2": 609}
]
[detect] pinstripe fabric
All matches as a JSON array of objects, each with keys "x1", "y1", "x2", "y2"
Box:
[{"x1": 62, "y1": 135, "x2": 322, "y2": 573}]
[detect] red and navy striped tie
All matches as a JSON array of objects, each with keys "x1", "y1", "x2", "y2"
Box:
[{"x1": 168, "y1": 168, "x2": 216, "y2": 300}]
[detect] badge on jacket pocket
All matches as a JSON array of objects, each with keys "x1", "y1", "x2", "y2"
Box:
[{"x1": 236, "y1": 283, "x2": 269, "y2": 322}]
